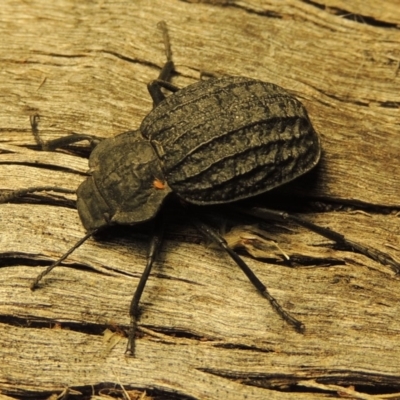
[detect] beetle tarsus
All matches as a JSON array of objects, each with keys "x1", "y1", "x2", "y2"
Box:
[
  {"x1": 125, "y1": 316, "x2": 138, "y2": 357},
  {"x1": 260, "y1": 289, "x2": 305, "y2": 333}
]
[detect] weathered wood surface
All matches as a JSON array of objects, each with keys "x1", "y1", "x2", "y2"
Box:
[{"x1": 1, "y1": 1, "x2": 399, "y2": 399}]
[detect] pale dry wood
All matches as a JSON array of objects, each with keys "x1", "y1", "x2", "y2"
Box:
[
  {"x1": 0, "y1": 1, "x2": 399, "y2": 400},
  {"x1": 311, "y1": 0, "x2": 400, "y2": 25}
]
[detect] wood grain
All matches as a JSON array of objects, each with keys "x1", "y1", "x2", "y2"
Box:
[{"x1": 1, "y1": 1, "x2": 399, "y2": 399}]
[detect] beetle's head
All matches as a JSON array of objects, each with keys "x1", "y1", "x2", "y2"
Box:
[{"x1": 76, "y1": 130, "x2": 172, "y2": 232}]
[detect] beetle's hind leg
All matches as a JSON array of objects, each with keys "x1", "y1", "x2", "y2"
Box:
[
  {"x1": 30, "y1": 114, "x2": 102, "y2": 152},
  {"x1": 238, "y1": 206, "x2": 400, "y2": 275},
  {"x1": 191, "y1": 216, "x2": 305, "y2": 333}
]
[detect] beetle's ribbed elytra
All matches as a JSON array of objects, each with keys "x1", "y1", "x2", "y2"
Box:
[
  {"x1": 2, "y1": 21, "x2": 399, "y2": 357},
  {"x1": 141, "y1": 76, "x2": 320, "y2": 204}
]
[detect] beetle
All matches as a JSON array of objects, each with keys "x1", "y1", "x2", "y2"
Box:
[{"x1": 2, "y1": 22, "x2": 399, "y2": 356}]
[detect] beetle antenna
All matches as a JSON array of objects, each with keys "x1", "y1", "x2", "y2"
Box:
[
  {"x1": 191, "y1": 217, "x2": 305, "y2": 333},
  {"x1": 30, "y1": 230, "x2": 97, "y2": 291}
]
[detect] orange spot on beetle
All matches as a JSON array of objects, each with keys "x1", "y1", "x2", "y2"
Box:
[{"x1": 153, "y1": 178, "x2": 166, "y2": 190}]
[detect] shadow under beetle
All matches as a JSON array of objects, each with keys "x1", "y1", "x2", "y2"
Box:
[{"x1": 3, "y1": 22, "x2": 399, "y2": 356}]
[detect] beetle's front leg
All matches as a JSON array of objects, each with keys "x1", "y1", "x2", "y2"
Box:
[
  {"x1": 126, "y1": 212, "x2": 166, "y2": 356},
  {"x1": 30, "y1": 114, "x2": 103, "y2": 152},
  {"x1": 0, "y1": 115, "x2": 100, "y2": 204}
]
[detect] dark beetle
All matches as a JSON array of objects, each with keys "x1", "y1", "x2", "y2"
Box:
[
  {"x1": 77, "y1": 76, "x2": 320, "y2": 232},
  {"x1": 4, "y1": 22, "x2": 399, "y2": 356}
]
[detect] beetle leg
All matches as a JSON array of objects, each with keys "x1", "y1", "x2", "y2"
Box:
[
  {"x1": 126, "y1": 212, "x2": 166, "y2": 356},
  {"x1": 237, "y1": 206, "x2": 400, "y2": 275},
  {"x1": 0, "y1": 186, "x2": 75, "y2": 204},
  {"x1": 30, "y1": 114, "x2": 103, "y2": 152},
  {"x1": 191, "y1": 217, "x2": 305, "y2": 333},
  {"x1": 147, "y1": 21, "x2": 179, "y2": 107},
  {"x1": 0, "y1": 115, "x2": 96, "y2": 203},
  {"x1": 147, "y1": 79, "x2": 179, "y2": 107}
]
